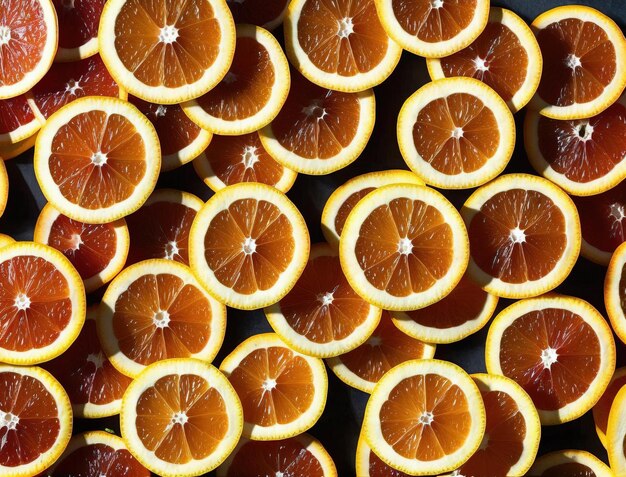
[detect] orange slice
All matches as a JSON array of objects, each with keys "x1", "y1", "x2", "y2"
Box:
[
  {"x1": 340, "y1": 183, "x2": 469, "y2": 311},
  {"x1": 0, "y1": 133, "x2": 37, "y2": 160},
  {"x1": 0, "y1": 0, "x2": 58, "y2": 99},
  {"x1": 0, "y1": 365, "x2": 72, "y2": 477},
  {"x1": 0, "y1": 158, "x2": 8, "y2": 217},
  {"x1": 355, "y1": 433, "x2": 411, "y2": 477},
  {"x1": 362, "y1": 359, "x2": 486, "y2": 476},
  {"x1": 485, "y1": 295, "x2": 615, "y2": 425},
  {"x1": 0, "y1": 233, "x2": 14, "y2": 248},
  {"x1": 530, "y1": 5, "x2": 626, "y2": 120},
  {"x1": 183, "y1": 24, "x2": 290, "y2": 136},
  {"x1": 259, "y1": 70, "x2": 375, "y2": 175},
  {"x1": 34, "y1": 202, "x2": 129, "y2": 293},
  {"x1": 593, "y1": 366, "x2": 626, "y2": 448},
  {"x1": 391, "y1": 274, "x2": 498, "y2": 344},
  {"x1": 398, "y1": 77, "x2": 515, "y2": 189},
  {"x1": 193, "y1": 132, "x2": 297, "y2": 193},
  {"x1": 189, "y1": 182, "x2": 310, "y2": 310},
  {"x1": 0, "y1": 95, "x2": 41, "y2": 146},
  {"x1": 99, "y1": 0, "x2": 236, "y2": 104},
  {"x1": 53, "y1": 0, "x2": 104, "y2": 62},
  {"x1": 608, "y1": 385, "x2": 626, "y2": 475},
  {"x1": 265, "y1": 243, "x2": 382, "y2": 358},
  {"x1": 284, "y1": 0, "x2": 402, "y2": 92},
  {"x1": 219, "y1": 333, "x2": 327, "y2": 440},
  {"x1": 604, "y1": 241, "x2": 626, "y2": 343},
  {"x1": 327, "y1": 310, "x2": 436, "y2": 393},
  {"x1": 120, "y1": 359, "x2": 243, "y2": 477},
  {"x1": 34, "y1": 96, "x2": 161, "y2": 224},
  {"x1": 226, "y1": 0, "x2": 289, "y2": 30},
  {"x1": 98, "y1": 259, "x2": 227, "y2": 378},
  {"x1": 0, "y1": 241, "x2": 85, "y2": 365},
  {"x1": 528, "y1": 450, "x2": 613, "y2": 477},
  {"x1": 462, "y1": 173, "x2": 581, "y2": 298}
]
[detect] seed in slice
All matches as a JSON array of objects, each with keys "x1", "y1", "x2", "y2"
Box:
[
  {"x1": 0, "y1": 233, "x2": 14, "y2": 248},
  {"x1": 327, "y1": 310, "x2": 435, "y2": 393},
  {"x1": 34, "y1": 203, "x2": 129, "y2": 293},
  {"x1": 530, "y1": 5, "x2": 626, "y2": 120},
  {"x1": 0, "y1": 95, "x2": 41, "y2": 146},
  {"x1": 193, "y1": 132, "x2": 297, "y2": 193},
  {"x1": 0, "y1": 365, "x2": 72, "y2": 477},
  {"x1": 528, "y1": 450, "x2": 613, "y2": 477},
  {"x1": 259, "y1": 70, "x2": 375, "y2": 175},
  {"x1": 608, "y1": 385, "x2": 626, "y2": 475},
  {"x1": 340, "y1": 183, "x2": 469, "y2": 311},
  {"x1": 53, "y1": 0, "x2": 105, "y2": 62},
  {"x1": 285, "y1": 0, "x2": 402, "y2": 92},
  {"x1": 226, "y1": 0, "x2": 289, "y2": 30},
  {"x1": 0, "y1": 158, "x2": 8, "y2": 217},
  {"x1": 99, "y1": 0, "x2": 236, "y2": 104},
  {"x1": 0, "y1": 0, "x2": 57, "y2": 99},
  {"x1": 0, "y1": 242, "x2": 86, "y2": 365},
  {"x1": 189, "y1": 182, "x2": 310, "y2": 310},
  {"x1": 218, "y1": 435, "x2": 337, "y2": 477},
  {"x1": 183, "y1": 24, "x2": 290, "y2": 136},
  {"x1": 34, "y1": 96, "x2": 161, "y2": 224},
  {"x1": 129, "y1": 96, "x2": 212, "y2": 172},
  {"x1": 355, "y1": 433, "x2": 412, "y2": 477},
  {"x1": 604, "y1": 241, "x2": 626, "y2": 344},
  {"x1": 485, "y1": 295, "x2": 615, "y2": 425},
  {"x1": 391, "y1": 274, "x2": 498, "y2": 344},
  {"x1": 363, "y1": 359, "x2": 486, "y2": 476},
  {"x1": 0, "y1": 134, "x2": 36, "y2": 160},
  {"x1": 593, "y1": 367, "x2": 626, "y2": 448},
  {"x1": 321, "y1": 170, "x2": 424, "y2": 248},
  {"x1": 126, "y1": 188, "x2": 203, "y2": 266},
  {"x1": 462, "y1": 173, "x2": 581, "y2": 298},
  {"x1": 398, "y1": 77, "x2": 515, "y2": 189},
  {"x1": 98, "y1": 259, "x2": 226, "y2": 378},
  {"x1": 120, "y1": 359, "x2": 243, "y2": 477}
]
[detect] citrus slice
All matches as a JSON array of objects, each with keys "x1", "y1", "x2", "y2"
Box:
[
  {"x1": 461, "y1": 173, "x2": 581, "y2": 298},
  {"x1": 525, "y1": 96, "x2": 626, "y2": 196},
  {"x1": 391, "y1": 274, "x2": 498, "y2": 344},
  {"x1": 0, "y1": 134, "x2": 37, "y2": 160},
  {"x1": 99, "y1": 0, "x2": 236, "y2": 104},
  {"x1": 530, "y1": 5, "x2": 626, "y2": 120},
  {"x1": 183, "y1": 24, "x2": 290, "y2": 136},
  {"x1": 528, "y1": 450, "x2": 613, "y2": 477},
  {"x1": 98, "y1": 259, "x2": 227, "y2": 378},
  {"x1": 426, "y1": 8, "x2": 542, "y2": 113},
  {"x1": 34, "y1": 202, "x2": 129, "y2": 293},
  {"x1": 259, "y1": 70, "x2": 375, "y2": 175},
  {"x1": 0, "y1": 0, "x2": 58, "y2": 99},
  {"x1": 47, "y1": 430, "x2": 149, "y2": 476},
  {"x1": 219, "y1": 333, "x2": 327, "y2": 440},
  {"x1": 226, "y1": 0, "x2": 289, "y2": 30},
  {"x1": 189, "y1": 182, "x2": 310, "y2": 310},
  {"x1": 0, "y1": 233, "x2": 14, "y2": 248},
  {"x1": 265, "y1": 243, "x2": 382, "y2": 358},
  {"x1": 53, "y1": 0, "x2": 105, "y2": 62},
  {"x1": 362, "y1": 359, "x2": 486, "y2": 476},
  {"x1": 604, "y1": 241, "x2": 626, "y2": 343},
  {"x1": 120, "y1": 358, "x2": 243, "y2": 477},
  {"x1": 355, "y1": 433, "x2": 411, "y2": 477},
  {"x1": 593, "y1": 366, "x2": 626, "y2": 448},
  {"x1": 193, "y1": 132, "x2": 297, "y2": 193},
  {"x1": 608, "y1": 385, "x2": 626, "y2": 475},
  {"x1": 216, "y1": 435, "x2": 337, "y2": 477},
  {"x1": 485, "y1": 295, "x2": 616, "y2": 425},
  {"x1": 327, "y1": 310, "x2": 436, "y2": 393},
  {"x1": 321, "y1": 170, "x2": 424, "y2": 248},
  {"x1": 284, "y1": 0, "x2": 402, "y2": 92},
  {"x1": 0, "y1": 158, "x2": 8, "y2": 217},
  {"x1": 0, "y1": 95, "x2": 41, "y2": 146},
  {"x1": 376, "y1": 0, "x2": 490, "y2": 58},
  {"x1": 34, "y1": 96, "x2": 161, "y2": 224},
  {"x1": 340, "y1": 183, "x2": 469, "y2": 311},
  {"x1": 129, "y1": 96, "x2": 212, "y2": 172},
  {"x1": 0, "y1": 365, "x2": 72, "y2": 477},
  {"x1": 126, "y1": 188, "x2": 203, "y2": 266},
  {"x1": 398, "y1": 77, "x2": 515, "y2": 189},
  {"x1": 0, "y1": 241, "x2": 85, "y2": 365}
]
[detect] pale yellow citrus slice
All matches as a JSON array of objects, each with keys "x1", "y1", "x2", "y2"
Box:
[
  {"x1": 604, "y1": 241, "x2": 626, "y2": 344},
  {"x1": 607, "y1": 385, "x2": 626, "y2": 475},
  {"x1": 0, "y1": 157, "x2": 8, "y2": 218},
  {"x1": 593, "y1": 366, "x2": 626, "y2": 448},
  {"x1": 528, "y1": 449, "x2": 613, "y2": 477}
]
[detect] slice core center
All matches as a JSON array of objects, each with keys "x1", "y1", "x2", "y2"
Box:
[
  {"x1": 0, "y1": 26, "x2": 11, "y2": 46},
  {"x1": 318, "y1": 291, "x2": 334, "y2": 306},
  {"x1": 91, "y1": 151, "x2": 108, "y2": 167},
  {"x1": 153, "y1": 310, "x2": 171, "y2": 328},
  {"x1": 65, "y1": 79, "x2": 82, "y2": 96},
  {"x1": 366, "y1": 335, "x2": 382, "y2": 346},
  {"x1": 242, "y1": 146, "x2": 260, "y2": 169},
  {"x1": 451, "y1": 126, "x2": 464, "y2": 139},
  {"x1": 609, "y1": 203, "x2": 626, "y2": 222},
  {"x1": 474, "y1": 56, "x2": 489, "y2": 72},
  {"x1": 509, "y1": 227, "x2": 526, "y2": 244},
  {"x1": 418, "y1": 411, "x2": 434, "y2": 425},
  {"x1": 575, "y1": 122, "x2": 594, "y2": 141},
  {"x1": 14, "y1": 293, "x2": 30, "y2": 311},
  {"x1": 223, "y1": 72, "x2": 238, "y2": 84},
  {"x1": 337, "y1": 17, "x2": 354, "y2": 38},
  {"x1": 242, "y1": 237, "x2": 257, "y2": 255},
  {"x1": 170, "y1": 411, "x2": 188, "y2": 426},
  {"x1": 0, "y1": 411, "x2": 19, "y2": 431},
  {"x1": 86, "y1": 352, "x2": 105, "y2": 369},
  {"x1": 70, "y1": 233, "x2": 83, "y2": 251},
  {"x1": 262, "y1": 378, "x2": 277, "y2": 391},
  {"x1": 159, "y1": 25, "x2": 180, "y2": 44},
  {"x1": 431, "y1": 0, "x2": 444, "y2": 8},
  {"x1": 164, "y1": 241, "x2": 180, "y2": 260},
  {"x1": 398, "y1": 237, "x2": 413, "y2": 255},
  {"x1": 541, "y1": 347, "x2": 558, "y2": 369},
  {"x1": 565, "y1": 53, "x2": 582, "y2": 69}
]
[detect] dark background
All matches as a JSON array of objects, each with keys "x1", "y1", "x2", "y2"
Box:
[{"x1": 5, "y1": 1, "x2": 625, "y2": 475}]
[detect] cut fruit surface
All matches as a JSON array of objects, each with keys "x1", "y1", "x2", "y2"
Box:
[
  {"x1": 0, "y1": 95, "x2": 41, "y2": 146},
  {"x1": 34, "y1": 202, "x2": 129, "y2": 293},
  {"x1": 226, "y1": 0, "x2": 289, "y2": 30},
  {"x1": 98, "y1": 259, "x2": 226, "y2": 378},
  {"x1": 362, "y1": 359, "x2": 486, "y2": 476},
  {"x1": 398, "y1": 77, "x2": 515, "y2": 189},
  {"x1": 99, "y1": 0, "x2": 236, "y2": 104},
  {"x1": 593, "y1": 366, "x2": 626, "y2": 448},
  {"x1": 607, "y1": 385, "x2": 626, "y2": 476},
  {"x1": 34, "y1": 96, "x2": 161, "y2": 224},
  {"x1": 604, "y1": 241, "x2": 626, "y2": 344},
  {"x1": 265, "y1": 243, "x2": 382, "y2": 358},
  {"x1": 355, "y1": 435, "x2": 411, "y2": 477},
  {"x1": 530, "y1": 5, "x2": 626, "y2": 120},
  {"x1": 120, "y1": 359, "x2": 243, "y2": 477},
  {"x1": 528, "y1": 449, "x2": 613, "y2": 477},
  {"x1": 219, "y1": 333, "x2": 327, "y2": 440},
  {"x1": 485, "y1": 295, "x2": 615, "y2": 425},
  {"x1": 0, "y1": 134, "x2": 37, "y2": 160},
  {"x1": 189, "y1": 182, "x2": 310, "y2": 310},
  {"x1": 327, "y1": 310, "x2": 435, "y2": 393},
  {"x1": 259, "y1": 70, "x2": 375, "y2": 175},
  {"x1": 340, "y1": 183, "x2": 469, "y2": 311},
  {"x1": 462, "y1": 173, "x2": 581, "y2": 298},
  {"x1": 284, "y1": 0, "x2": 402, "y2": 92},
  {"x1": 53, "y1": 0, "x2": 105, "y2": 62},
  {"x1": 183, "y1": 24, "x2": 290, "y2": 136}
]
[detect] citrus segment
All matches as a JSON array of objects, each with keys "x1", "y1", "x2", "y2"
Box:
[
  {"x1": 0, "y1": 95, "x2": 41, "y2": 146},
  {"x1": 593, "y1": 366, "x2": 626, "y2": 447},
  {"x1": 0, "y1": 134, "x2": 36, "y2": 160},
  {"x1": 355, "y1": 435, "x2": 412, "y2": 477},
  {"x1": 226, "y1": 0, "x2": 289, "y2": 30},
  {"x1": 607, "y1": 386, "x2": 626, "y2": 476},
  {"x1": 528, "y1": 450, "x2": 613, "y2": 477},
  {"x1": 53, "y1": 0, "x2": 104, "y2": 61},
  {"x1": 604, "y1": 241, "x2": 626, "y2": 344}
]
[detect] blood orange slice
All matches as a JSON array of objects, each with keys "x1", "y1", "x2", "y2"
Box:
[
  {"x1": 604, "y1": 241, "x2": 626, "y2": 344},
  {"x1": 607, "y1": 386, "x2": 626, "y2": 475},
  {"x1": 593, "y1": 366, "x2": 626, "y2": 448},
  {"x1": 0, "y1": 95, "x2": 41, "y2": 146},
  {"x1": 226, "y1": 0, "x2": 289, "y2": 30},
  {"x1": 355, "y1": 434, "x2": 411, "y2": 477},
  {"x1": 528, "y1": 450, "x2": 612, "y2": 477},
  {"x1": 53, "y1": 0, "x2": 105, "y2": 62}
]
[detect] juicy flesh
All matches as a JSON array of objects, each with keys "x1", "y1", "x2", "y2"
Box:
[
  {"x1": 54, "y1": 0, "x2": 105, "y2": 49},
  {"x1": 593, "y1": 373, "x2": 626, "y2": 441},
  {"x1": 535, "y1": 462, "x2": 596, "y2": 477},
  {"x1": 334, "y1": 186, "x2": 375, "y2": 237},
  {"x1": 368, "y1": 448, "x2": 412, "y2": 477},
  {"x1": 0, "y1": 95, "x2": 35, "y2": 135},
  {"x1": 50, "y1": 441, "x2": 149, "y2": 476}
]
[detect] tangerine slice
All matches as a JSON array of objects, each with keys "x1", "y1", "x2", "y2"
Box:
[
  {"x1": 604, "y1": 241, "x2": 626, "y2": 343},
  {"x1": 53, "y1": 0, "x2": 105, "y2": 62},
  {"x1": 0, "y1": 95, "x2": 41, "y2": 146},
  {"x1": 0, "y1": 133, "x2": 37, "y2": 160},
  {"x1": 593, "y1": 366, "x2": 626, "y2": 448},
  {"x1": 528, "y1": 450, "x2": 613, "y2": 477},
  {"x1": 485, "y1": 295, "x2": 615, "y2": 425},
  {"x1": 607, "y1": 386, "x2": 626, "y2": 475},
  {"x1": 355, "y1": 434, "x2": 412, "y2": 477},
  {"x1": 226, "y1": 0, "x2": 289, "y2": 30}
]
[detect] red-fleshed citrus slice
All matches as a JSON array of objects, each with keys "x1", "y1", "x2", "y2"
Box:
[
  {"x1": 604, "y1": 241, "x2": 626, "y2": 344},
  {"x1": 0, "y1": 95, "x2": 41, "y2": 146},
  {"x1": 355, "y1": 434, "x2": 411, "y2": 477},
  {"x1": 226, "y1": 0, "x2": 289, "y2": 30},
  {"x1": 53, "y1": 0, "x2": 105, "y2": 62},
  {"x1": 593, "y1": 366, "x2": 626, "y2": 448},
  {"x1": 528, "y1": 450, "x2": 612, "y2": 477}
]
